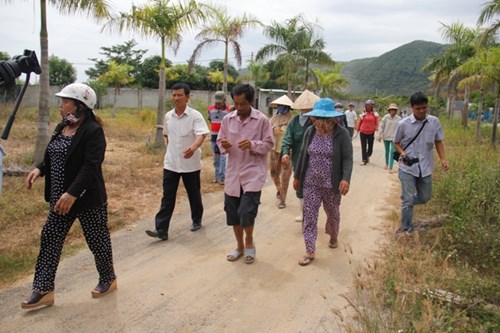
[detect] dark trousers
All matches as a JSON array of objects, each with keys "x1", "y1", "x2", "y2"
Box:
[
  {"x1": 155, "y1": 169, "x2": 203, "y2": 235},
  {"x1": 33, "y1": 204, "x2": 115, "y2": 292},
  {"x1": 360, "y1": 132, "x2": 375, "y2": 162}
]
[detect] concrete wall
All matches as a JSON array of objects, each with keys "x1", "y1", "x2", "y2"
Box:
[
  {"x1": 14, "y1": 86, "x2": 407, "y2": 116},
  {"x1": 16, "y1": 86, "x2": 226, "y2": 109}
]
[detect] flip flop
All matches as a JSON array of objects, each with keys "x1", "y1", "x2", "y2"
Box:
[
  {"x1": 226, "y1": 249, "x2": 243, "y2": 262},
  {"x1": 298, "y1": 255, "x2": 315, "y2": 266},
  {"x1": 244, "y1": 247, "x2": 256, "y2": 264}
]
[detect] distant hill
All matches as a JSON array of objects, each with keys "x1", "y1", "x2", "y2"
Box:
[{"x1": 341, "y1": 40, "x2": 447, "y2": 96}]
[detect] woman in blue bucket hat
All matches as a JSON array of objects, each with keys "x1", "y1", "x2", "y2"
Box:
[{"x1": 293, "y1": 98, "x2": 353, "y2": 266}]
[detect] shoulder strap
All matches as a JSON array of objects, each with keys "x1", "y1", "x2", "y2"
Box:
[{"x1": 403, "y1": 120, "x2": 427, "y2": 150}]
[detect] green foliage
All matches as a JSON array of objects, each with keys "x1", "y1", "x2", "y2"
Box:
[
  {"x1": 86, "y1": 40, "x2": 147, "y2": 84},
  {"x1": 165, "y1": 64, "x2": 210, "y2": 90},
  {"x1": 343, "y1": 118, "x2": 499, "y2": 333},
  {"x1": 135, "y1": 55, "x2": 166, "y2": 89},
  {"x1": 256, "y1": 14, "x2": 333, "y2": 93},
  {"x1": 0, "y1": 51, "x2": 10, "y2": 61},
  {"x1": 48, "y1": 54, "x2": 77, "y2": 87},
  {"x1": 341, "y1": 40, "x2": 447, "y2": 96},
  {"x1": 209, "y1": 60, "x2": 239, "y2": 81},
  {"x1": 98, "y1": 60, "x2": 135, "y2": 90},
  {"x1": 257, "y1": 59, "x2": 286, "y2": 89},
  {"x1": 431, "y1": 120, "x2": 500, "y2": 277}
]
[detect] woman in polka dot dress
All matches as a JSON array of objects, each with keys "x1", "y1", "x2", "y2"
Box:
[
  {"x1": 21, "y1": 83, "x2": 117, "y2": 309},
  {"x1": 293, "y1": 98, "x2": 353, "y2": 266}
]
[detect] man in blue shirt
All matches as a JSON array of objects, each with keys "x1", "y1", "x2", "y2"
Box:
[{"x1": 393, "y1": 92, "x2": 449, "y2": 232}]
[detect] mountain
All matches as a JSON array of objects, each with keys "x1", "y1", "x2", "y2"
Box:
[{"x1": 341, "y1": 40, "x2": 447, "y2": 96}]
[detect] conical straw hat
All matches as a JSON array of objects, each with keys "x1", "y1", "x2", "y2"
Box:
[
  {"x1": 291, "y1": 90, "x2": 320, "y2": 109},
  {"x1": 270, "y1": 94, "x2": 293, "y2": 107}
]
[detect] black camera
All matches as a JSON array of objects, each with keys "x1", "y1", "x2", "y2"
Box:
[
  {"x1": 1, "y1": 49, "x2": 42, "y2": 140},
  {"x1": 0, "y1": 50, "x2": 41, "y2": 87},
  {"x1": 401, "y1": 155, "x2": 419, "y2": 166}
]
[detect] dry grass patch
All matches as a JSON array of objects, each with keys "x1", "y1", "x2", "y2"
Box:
[{"x1": 0, "y1": 105, "x2": 221, "y2": 289}]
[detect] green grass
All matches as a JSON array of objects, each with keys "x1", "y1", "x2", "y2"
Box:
[{"x1": 341, "y1": 118, "x2": 500, "y2": 333}]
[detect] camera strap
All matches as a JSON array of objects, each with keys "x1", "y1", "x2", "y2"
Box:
[{"x1": 403, "y1": 119, "x2": 427, "y2": 151}]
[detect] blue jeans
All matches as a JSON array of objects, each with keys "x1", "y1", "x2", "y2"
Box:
[
  {"x1": 398, "y1": 170, "x2": 432, "y2": 231},
  {"x1": 211, "y1": 141, "x2": 226, "y2": 182}
]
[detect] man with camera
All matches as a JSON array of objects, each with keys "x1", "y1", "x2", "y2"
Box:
[{"x1": 393, "y1": 92, "x2": 449, "y2": 233}]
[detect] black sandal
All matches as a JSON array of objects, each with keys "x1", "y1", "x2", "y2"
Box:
[
  {"x1": 21, "y1": 291, "x2": 54, "y2": 309},
  {"x1": 91, "y1": 279, "x2": 117, "y2": 298}
]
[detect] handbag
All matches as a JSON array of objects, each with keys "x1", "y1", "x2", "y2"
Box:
[{"x1": 393, "y1": 120, "x2": 427, "y2": 162}]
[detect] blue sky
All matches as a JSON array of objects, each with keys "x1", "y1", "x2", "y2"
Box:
[{"x1": 0, "y1": 0, "x2": 481, "y2": 82}]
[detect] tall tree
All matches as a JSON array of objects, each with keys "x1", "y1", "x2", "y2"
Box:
[
  {"x1": 478, "y1": 0, "x2": 500, "y2": 46},
  {"x1": 244, "y1": 56, "x2": 269, "y2": 89},
  {"x1": 312, "y1": 66, "x2": 349, "y2": 98},
  {"x1": 135, "y1": 55, "x2": 167, "y2": 89},
  {"x1": 458, "y1": 47, "x2": 500, "y2": 147},
  {"x1": 48, "y1": 54, "x2": 77, "y2": 86},
  {"x1": 85, "y1": 40, "x2": 147, "y2": 82},
  {"x1": 423, "y1": 22, "x2": 480, "y2": 127},
  {"x1": 256, "y1": 15, "x2": 333, "y2": 97},
  {"x1": 5, "y1": 0, "x2": 112, "y2": 163},
  {"x1": 188, "y1": 5, "x2": 261, "y2": 94},
  {"x1": 103, "y1": 0, "x2": 205, "y2": 147}
]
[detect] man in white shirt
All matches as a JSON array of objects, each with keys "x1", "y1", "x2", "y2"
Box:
[
  {"x1": 146, "y1": 83, "x2": 209, "y2": 240},
  {"x1": 344, "y1": 103, "x2": 358, "y2": 139}
]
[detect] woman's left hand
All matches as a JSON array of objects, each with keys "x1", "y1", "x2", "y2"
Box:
[
  {"x1": 339, "y1": 180, "x2": 350, "y2": 196},
  {"x1": 54, "y1": 192, "x2": 77, "y2": 215}
]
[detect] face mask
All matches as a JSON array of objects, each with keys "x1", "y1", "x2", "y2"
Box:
[
  {"x1": 277, "y1": 105, "x2": 290, "y2": 115},
  {"x1": 62, "y1": 113, "x2": 80, "y2": 126}
]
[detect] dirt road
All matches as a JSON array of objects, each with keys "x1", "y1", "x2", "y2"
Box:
[{"x1": 0, "y1": 139, "x2": 398, "y2": 333}]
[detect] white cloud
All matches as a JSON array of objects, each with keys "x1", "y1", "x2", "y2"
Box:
[{"x1": 0, "y1": 0, "x2": 482, "y2": 82}]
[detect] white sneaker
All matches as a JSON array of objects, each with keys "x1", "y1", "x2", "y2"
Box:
[{"x1": 295, "y1": 215, "x2": 303, "y2": 222}]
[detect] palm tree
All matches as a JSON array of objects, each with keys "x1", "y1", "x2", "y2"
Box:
[
  {"x1": 458, "y1": 47, "x2": 500, "y2": 147},
  {"x1": 312, "y1": 67, "x2": 349, "y2": 98},
  {"x1": 5, "y1": 0, "x2": 112, "y2": 163},
  {"x1": 188, "y1": 5, "x2": 261, "y2": 94},
  {"x1": 423, "y1": 22, "x2": 480, "y2": 127},
  {"x1": 478, "y1": 0, "x2": 500, "y2": 46},
  {"x1": 256, "y1": 15, "x2": 333, "y2": 97},
  {"x1": 244, "y1": 55, "x2": 269, "y2": 88},
  {"x1": 103, "y1": 0, "x2": 205, "y2": 147},
  {"x1": 295, "y1": 24, "x2": 335, "y2": 90}
]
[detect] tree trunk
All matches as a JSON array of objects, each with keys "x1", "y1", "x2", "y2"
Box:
[
  {"x1": 447, "y1": 91, "x2": 455, "y2": 119},
  {"x1": 475, "y1": 88, "x2": 483, "y2": 140},
  {"x1": 491, "y1": 85, "x2": 499, "y2": 148},
  {"x1": 304, "y1": 59, "x2": 309, "y2": 90},
  {"x1": 446, "y1": 94, "x2": 453, "y2": 118},
  {"x1": 461, "y1": 86, "x2": 469, "y2": 128},
  {"x1": 223, "y1": 41, "x2": 228, "y2": 94},
  {"x1": 33, "y1": 0, "x2": 50, "y2": 164},
  {"x1": 112, "y1": 88, "x2": 117, "y2": 118},
  {"x1": 155, "y1": 37, "x2": 166, "y2": 148}
]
